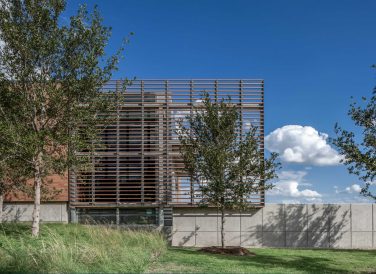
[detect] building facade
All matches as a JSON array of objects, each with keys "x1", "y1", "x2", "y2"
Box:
[{"x1": 69, "y1": 79, "x2": 265, "y2": 225}]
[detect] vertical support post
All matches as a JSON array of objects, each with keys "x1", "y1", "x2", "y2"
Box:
[
  {"x1": 155, "y1": 82, "x2": 164, "y2": 211},
  {"x1": 165, "y1": 80, "x2": 170, "y2": 204},
  {"x1": 69, "y1": 207, "x2": 78, "y2": 223},
  {"x1": 91, "y1": 144, "x2": 95, "y2": 204},
  {"x1": 239, "y1": 80, "x2": 243, "y2": 141},
  {"x1": 90, "y1": 107, "x2": 96, "y2": 205},
  {"x1": 69, "y1": 169, "x2": 77, "y2": 221},
  {"x1": 68, "y1": 120, "x2": 77, "y2": 212},
  {"x1": 116, "y1": 207, "x2": 120, "y2": 226},
  {"x1": 189, "y1": 80, "x2": 194, "y2": 205},
  {"x1": 158, "y1": 207, "x2": 164, "y2": 227},
  {"x1": 157, "y1": 83, "x2": 164, "y2": 206},
  {"x1": 116, "y1": 80, "x2": 120, "y2": 206},
  {"x1": 141, "y1": 80, "x2": 145, "y2": 204},
  {"x1": 214, "y1": 80, "x2": 218, "y2": 103},
  {"x1": 260, "y1": 80, "x2": 265, "y2": 206},
  {"x1": 239, "y1": 80, "x2": 244, "y2": 191}
]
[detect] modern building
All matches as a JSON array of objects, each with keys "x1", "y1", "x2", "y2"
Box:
[{"x1": 69, "y1": 79, "x2": 265, "y2": 226}]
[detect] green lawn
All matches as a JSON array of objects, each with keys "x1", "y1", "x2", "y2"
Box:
[
  {"x1": 150, "y1": 247, "x2": 376, "y2": 273},
  {"x1": 0, "y1": 223, "x2": 375, "y2": 273}
]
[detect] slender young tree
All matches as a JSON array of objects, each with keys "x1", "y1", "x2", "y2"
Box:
[
  {"x1": 0, "y1": 0, "x2": 125, "y2": 236},
  {"x1": 177, "y1": 92, "x2": 280, "y2": 248},
  {"x1": 332, "y1": 76, "x2": 376, "y2": 200}
]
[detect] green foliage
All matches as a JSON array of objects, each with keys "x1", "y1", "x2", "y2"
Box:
[
  {"x1": 0, "y1": 99, "x2": 31, "y2": 199},
  {"x1": 0, "y1": 223, "x2": 166, "y2": 273},
  {"x1": 177, "y1": 92, "x2": 280, "y2": 247},
  {"x1": 178, "y1": 92, "x2": 279, "y2": 210},
  {"x1": 0, "y1": 0, "x2": 127, "y2": 234},
  {"x1": 333, "y1": 83, "x2": 376, "y2": 199},
  {"x1": 0, "y1": 0, "x2": 123, "y2": 174}
]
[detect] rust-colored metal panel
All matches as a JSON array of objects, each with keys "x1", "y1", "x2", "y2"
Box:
[
  {"x1": 70, "y1": 79, "x2": 265, "y2": 208},
  {"x1": 5, "y1": 174, "x2": 68, "y2": 202}
]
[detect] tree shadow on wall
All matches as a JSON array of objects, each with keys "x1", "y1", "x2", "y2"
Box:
[
  {"x1": 242, "y1": 204, "x2": 350, "y2": 248},
  {"x1": 2, "y1": 204, "x2": 28, "y2": 222}
]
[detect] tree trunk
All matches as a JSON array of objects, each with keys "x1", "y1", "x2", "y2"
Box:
[
  {"x1": 220, "y1": 207, "x2": 225, "y2": 248},
  {"x1": 31, "y1": 152, "x2": 43, "y2": 237},
  {"x1": 0, "y1": 193, "x2": 3, "y2": 224}
]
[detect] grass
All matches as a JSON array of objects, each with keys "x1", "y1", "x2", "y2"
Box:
[
  {"x1": 0, "y1": 223, "x2": 166, "y2": 273},
  {"x1": 0, "y1": 224, "x2": 375, "y2": 273},
  {"x1": 150, "y1": 247, "x2": 376, "y2": 273}
]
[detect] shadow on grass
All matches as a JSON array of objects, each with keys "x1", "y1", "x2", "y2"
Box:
[
  {"x1": 166, "y1": 247, "x2": 376, "y2": 273},
  {"x1": 0, "y1": 223, "x2": 30, "y2": 237}
]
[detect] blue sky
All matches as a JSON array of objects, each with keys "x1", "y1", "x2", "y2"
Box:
[{"x1": 65, "y1": 0, "x2": 376, "y2": 203}]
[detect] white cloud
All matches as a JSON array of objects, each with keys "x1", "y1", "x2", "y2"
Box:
[
  {"x1": 278, "y1": 170, "x2": 306, "y2": 181},
  {"x1": 268, "y1": 170, "x2": 321, "y2": 201},
  {"x1": 330, "y1": 184, "x2": 373, "y2": 203},
  {"x1": 271, "y1": 181, "x2": 321, "y2": 198},
  {"x1": 345, "y1": 184, "x2": 362, "y2": 193},
  {"x1": 265, "y1": 125, "x2": 342, "y2": 166},
  {"x1": 335, "y1": 183, "x2": 363, "y2": 194}
]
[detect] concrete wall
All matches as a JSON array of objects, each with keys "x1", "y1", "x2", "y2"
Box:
[
  {"x1": 2, "y1": 203, "x2": 68, "y2": 223},
  {"x1": 172, "y1": 204, "x2": 376, "y2": 249}
]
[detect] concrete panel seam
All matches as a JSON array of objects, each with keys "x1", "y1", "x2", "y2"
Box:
[
  {"x1": 194, "y1": 211, "x2": 197, "y2": 246},
  {"x1": 350, "y1": 204, "x2": 352, "y2": 249},
  {"x1": 216, "y1": 208, "x2": 218, "y2": 245},
  {"x1": 306, "y1": 204, "x2": 308, "y2": 247},
  {"x1": 373, "y1": 204, "x2": 374, "y2": 248},
  {"x1": 284, "y1": 204, "x2": 287, "y2": 247},
  {"x1": 261, "y1": 206, "x2": 264, "y2": 247},
  {"x1": 239, "y1": 210, "x2": 242, "y2": 245}
]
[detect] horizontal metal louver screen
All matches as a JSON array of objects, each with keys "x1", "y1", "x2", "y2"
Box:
[{"x1": 69, "y1": 79, "x2": 265, "y2": 208}]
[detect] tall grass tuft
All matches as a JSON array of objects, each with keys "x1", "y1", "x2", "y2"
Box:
[{"x1": 0, "y1": 223, "x2": 166, "y2": 273}]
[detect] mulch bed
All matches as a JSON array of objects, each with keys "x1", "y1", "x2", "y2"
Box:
[{"x1": 199, "y1": 246, "x2": 256, "y2": 256}]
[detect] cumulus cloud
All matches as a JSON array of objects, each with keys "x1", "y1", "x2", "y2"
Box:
[
  {"x1": 330, "y1": 183, "x2": 375, "y2": 203},
  {"x1": 265, "y1": 125, "x2": 342, "y2": 166},
  {"x1": 268, "y1": 170, "x2": 321, "y2": 200},
  {"x1": 334, "y1": 183, "x2": 362, "y2": 194},
  {"x1": 271, "y1": 181, "x2": 321, "y2": 198},
  {"x1": 345, "y1": 184, "x2": 362, "y2": 193}
]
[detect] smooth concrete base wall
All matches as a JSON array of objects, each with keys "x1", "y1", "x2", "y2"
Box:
[
  {"x1": 2, "y1": 203, "x2": 68, "y2": 223},
  {"x1": 172, "y1": 204, "x2": 376, "y2": 249}
]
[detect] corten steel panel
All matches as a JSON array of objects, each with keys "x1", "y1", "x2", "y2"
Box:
[
  {"x1": 6, "y1": 174, "x2": 68, "y2": 202},
  {"x1": 69, "y1": 79, "x2": 265, "y2": 208}
]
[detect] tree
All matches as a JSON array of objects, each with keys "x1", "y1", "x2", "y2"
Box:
[
  {"x1": 177, "y1": 93, "x2": 280, "y2": 248},
  {"x1": 332, "y1": 78, "x2": 376, "y2": 200},
  {"x1": 0, "y1": 0, "x2": 125, "y2": 236}
]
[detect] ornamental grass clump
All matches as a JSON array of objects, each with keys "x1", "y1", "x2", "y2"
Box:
[{"x1": 0, "y1": 223, "x2": 166, "y2": 273}]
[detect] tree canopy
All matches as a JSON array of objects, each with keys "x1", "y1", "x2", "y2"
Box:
[
  {"x1": 0, "y1": 0, "x2": 125, "y2": 235},
  {"x1": 177, "y1": 92, "x2": 279, "y2": 247},
  {"x1": 333, "y1": 79, "x2": 376, "y2": 200}
]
